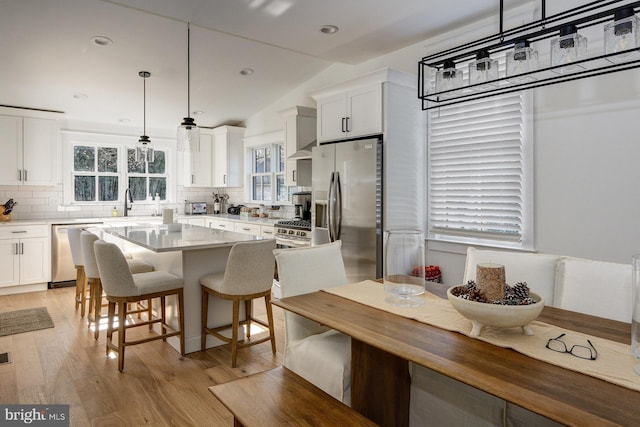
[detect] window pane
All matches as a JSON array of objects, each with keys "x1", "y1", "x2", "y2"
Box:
[
  {"x1": 263, "y1": 175, "x2": 272, "y2": 201},
  {"x1": 255, "y1": 148, "x2": 265, "y2": 173},
  {"x1": 149, "y1": 177, "x2": 166, "y2": 200},
  {"x1": 278, "y1": 144, "x2": 285, "y2": 172},
  {"x1": 74, "y1": 175, "x2": 95, "y2": 201},
  {"x1": 253, "y1": 176, "x2": 262, "y2": 200},
  {"x1": 99, "y1": 176, "x2": 118, "y2": 201},
  {"x1": 265, "y1": 147, "x2": 272, "y2": 173},
  {"x1": 128, "y1": 177, "x2": 147, "y2": 200},
  {"x1": 148, "y1": 150, "x2": 165, "y2": 174},
  {"x1": 98, "y1": 147, "x2": 118, "y2": 173},
  {"x1": 276, "y1": 174, "x2": 287, "y2": 201},
  {"x1": 74, "y1": 146, "x2": 95, "y2": 172},
  {"x1": 127, "y1": 149, "x2": 146, "y2": 173}
]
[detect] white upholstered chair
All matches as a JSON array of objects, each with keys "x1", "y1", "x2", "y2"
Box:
[
  {"x1": 80, "y1": 231, "x2": 155, "y2": 339},
  {"x1": 200, "y1": 239, "x2": 277, "y2": 368},
  {"x1": 68, "y1": 227, "x2": 88, "y2": 317},
  {"x1": 556, "y1": 256, "x2": 632, "y2": 322},
  {"x1": 273, "y1": 240, "x2": 352, "y2": 405},
  {"x1": 94, "y1": 240, "x2": 185, "y2": 372}
]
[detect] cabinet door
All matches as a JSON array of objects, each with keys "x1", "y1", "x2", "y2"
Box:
[
  {"x1": 213, "y1": 135, "x2": 228, "y2": 187},
  {"x1": 210, "y1": 219, "x2": 232, "y2": 231},
  {"x1": 19, "y1": 238, "x2": 48, "y2": 285},
  {"x1": 261, "y1": 225, "x2": 275, "y2": 238},
  {"x1": 0, "y1": 239, "x2": 20, "y2": 288},
  {"x1": 0, "y1": 115, "x2": 22, "y2": 185},
  {"x1": 347, "y1": 85, "x2": 382, "y2": 138},
  {"x1": 184, "y1": 133, "x2": 213, "y2": 187},
  {"x1": 22, "y1": 117, "x2": 57, "y2": 185},
  {"x1": 234, "y1": 222, "x2": 261, "y2": 236},
  {"x1": 284, "y1": 115, "x2": 298, "y2": 186},
  {"x1": 317, "y1": 93, "x2": 347, "y2": 143}
]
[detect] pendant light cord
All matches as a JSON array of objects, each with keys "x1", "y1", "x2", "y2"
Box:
[
  {"x1": 143, "y1": 74, "x2": 146, "y2": 134},
  {"x1": 187, "y1": 22, "x2": 191, "y2": 117}
]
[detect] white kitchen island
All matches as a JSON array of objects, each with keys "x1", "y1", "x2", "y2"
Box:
[{"x1": 95, "y1": 223, "x2": 266, "y2": 354}]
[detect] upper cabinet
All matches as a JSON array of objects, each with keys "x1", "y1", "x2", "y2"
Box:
[
  {"x1": 182, "y1": 129, "x2": 213, "y2": 187},
  {"x1": 0, "y1": 115, "x2": 57, "y2": 186},
  {"x1": 279, "y1": 106, "x2": 316, "y2": 187},
  {"x1": 213, "y1": 125, "x2": 245, "y2": 187},
  {"x1": 313, "y1": 82, "x2": 382, "y2": 143}
]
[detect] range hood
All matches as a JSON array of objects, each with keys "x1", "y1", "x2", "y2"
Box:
[{"x1": 287, "y1": 140, "x2": 316, "y2": 160}]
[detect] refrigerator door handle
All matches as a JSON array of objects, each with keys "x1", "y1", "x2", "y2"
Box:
[
  {"x1": 327, "y1": 172, "x2": 336, "y2": 242},
  {"x1": 334, "y1": 172, "x2": 342, "y2": 240}
]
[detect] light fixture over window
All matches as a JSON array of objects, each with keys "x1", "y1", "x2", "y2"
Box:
[
  {"x1": 136, "y1": 71, "x2": 154, "y2": 163},
  {"x1": 177, "y1": 22, "x2": 200, "y2": 152}
]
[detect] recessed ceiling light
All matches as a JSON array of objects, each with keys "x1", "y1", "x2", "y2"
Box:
[
  {"x1": 320, "y1": 25, "x2": 339, "y2": 35},
  {"x1": 91, "y1": 36, "x2": 113, "y2": 47},
  {"x1": 192, "y1": 110, "x2": 204, "y2": 116},
  {"x1": 72, "y1": 93, "x2": 88, "y2": 100},
  {"x1": 240, "y1": 68, "x2": 254, "y2": 76},
  {"x1": 118, "y1": 118, "x2": 131, "y2": 124}
]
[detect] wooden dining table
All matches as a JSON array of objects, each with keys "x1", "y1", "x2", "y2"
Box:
[{"x1": 272, "y1": 281, "x2": 640, "y2": 427}]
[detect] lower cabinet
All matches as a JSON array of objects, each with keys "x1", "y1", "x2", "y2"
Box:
[
  {"x1": 207, "y1": 218, "x2": 233, "y2": 231},
  {"x1": 0, "y1": 225, "x2": 50, "y2": 289},
  {"x1": 177, "y1": 217, "x2": 207, "y2": 227},
  {"x1": 261, "y1": 225, "x2": 275, "y2": 238},
  {"x1": 234, "y1": 222, "x2": 261, "y2": 236}
]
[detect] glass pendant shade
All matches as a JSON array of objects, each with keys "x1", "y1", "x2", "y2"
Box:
[
  {"x1": 550, "y1": 24, "x2": 587, "y2": 73},
  {"x1": 136, "y1": 135, "x2": 154, "y2": 163},
  {"x1": 604, "y1": 7, "x2": 640, "y2": 63},
  {"x1": 507, "y1": 39, "x2": 538, "y2": 82},
  {"x1": 435, "y1": 59, "x2": 463, "y2": 96},
  {"x1": 177, "y1": 117, "x2": 200, "y2": 152},
  {"x1": 468, "y1": 49, "x2": 498, "y2": 90}
]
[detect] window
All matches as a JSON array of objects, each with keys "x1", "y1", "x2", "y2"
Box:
[
  {"x1": 428, "y1": 91, "x2": 533, "y2": 249},
  {"x1": 127, "y1": 149, "x2": 167, "y2": 201},
  {"x1": 250, "y1": 144, "x2": 287, "y2": 202},
  {"x1": 73, "y1": 145, "x2": 119, "y2": 202}
]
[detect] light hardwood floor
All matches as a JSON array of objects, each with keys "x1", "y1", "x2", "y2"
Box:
[{"x1": 0, "y1": 286, "x2": 285, "y2": 426}]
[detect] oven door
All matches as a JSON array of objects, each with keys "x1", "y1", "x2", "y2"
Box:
[{"x1": 275, "y1": 235, "x2": 311, "y2": 249}]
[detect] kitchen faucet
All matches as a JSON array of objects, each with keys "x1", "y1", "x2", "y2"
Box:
[{"x1": 124, "y1": 188, "x2": 133, "y2": 216}]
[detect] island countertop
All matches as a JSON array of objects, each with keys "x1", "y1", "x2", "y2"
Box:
[{"x1": 101, "y1": 223, "x2": 263, "y2": 253}]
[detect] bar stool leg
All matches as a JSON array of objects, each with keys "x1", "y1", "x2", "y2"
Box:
[
  {"x1": 265, "y1": 294, "x2": 276, "y2": 355},
  {"x1": 201, "y1": 288, "x2": 209, "y2": 351},
  {"x1": 231, "y1": 299, "x2": 240, "y2": 368}
]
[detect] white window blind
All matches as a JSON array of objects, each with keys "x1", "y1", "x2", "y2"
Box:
[{"x1": 428, "y1": 91, "x2": 533, "y2": 249}]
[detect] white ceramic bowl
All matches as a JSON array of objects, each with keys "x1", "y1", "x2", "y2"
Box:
[{"x1": 447, "y1": 285, "x2": 544, "y2": 337}]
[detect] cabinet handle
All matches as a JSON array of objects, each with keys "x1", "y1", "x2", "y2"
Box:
[
  {"x1": 292, "y1": 170, "x2": 296, "y2": 182},
  {"x1": 345, "y1": 117, "x2": 350, "y2": 133},
  {"x1": 20, "y1": 242, "x2": 24, "y2": 255},
  {"x1": 11, "y1": 230, "x2": 27, "y2": 234},
  {"x1": 17, "y1": 170, "x2": 22, "y2": 181},
  {"x1": 14, "y1": 243, "x2": 19, "y2": 255},
  {"x1": 220, "y1": 224, "x2": 226, "y2": 228},
  {"x1": 341, "y1": 117, "x2": 346, "y2": 133},
  {"x1": 191, "y1": 174, "x2": 195, "y2": 184},
  {"x1": 24, "y1": 170, "x2": 28, "y2": 182},
  {"x1": 263, "y1": 230, "x2": 273, "y2": 234},
  {"x1": 223, "y1": 174, "x2": 227, "y2": 184},
  {"x1": 242, "y1": 228, "x2": 250, "y2": 231}
]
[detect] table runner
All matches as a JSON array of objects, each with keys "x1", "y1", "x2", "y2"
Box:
[{"x1": 323, "y1": 280, "x2": 640, "y2": 392}]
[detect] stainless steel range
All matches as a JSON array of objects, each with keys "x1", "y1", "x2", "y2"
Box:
[{"x1": 274, "y1": 219, "x2": 311, "y2": 248}]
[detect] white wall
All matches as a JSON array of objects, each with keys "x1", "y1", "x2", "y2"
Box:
[{"x1": 243, "y1": 2, "x2": 640, "y2": 285}]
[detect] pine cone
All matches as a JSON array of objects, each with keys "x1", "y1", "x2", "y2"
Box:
[{"x1": 512, "y1": 282, "x2": 530, "y2": 299}]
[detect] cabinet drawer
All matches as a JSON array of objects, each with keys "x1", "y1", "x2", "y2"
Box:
[
  {"x1": 261, "y1": 225, "x2": 275, "y2": 238},
  {"x1": 234, "y1": 222, "x2": 261, "y2": 236},
  {"x1": 209, "y1": 219, "x2": 232, "y2": 231},
  {"x1": 0, "y1": 224, "x2": 49, "y2": 239}
]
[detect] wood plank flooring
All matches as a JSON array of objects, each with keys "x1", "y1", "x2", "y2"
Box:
[{"x1": 0, "y1": 287, "x2": 284, "y2": 426}]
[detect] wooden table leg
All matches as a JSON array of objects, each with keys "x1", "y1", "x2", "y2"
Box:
[{"x1": 351, "y1": 338, "x2": 410, "y2": 427}]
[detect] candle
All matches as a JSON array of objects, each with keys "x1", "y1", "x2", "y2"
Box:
[{"x1": 476, "y1": 263, "x2": 505, "y2": 302}]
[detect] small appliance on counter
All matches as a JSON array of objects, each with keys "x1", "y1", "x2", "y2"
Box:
[
  {"x1": 227, "y1": 204, "x2": 244, "y2": 215},
  {"x1": 292, "y1": 191, "x2": 311, "y2": 221},
  {"x1": 184, "y1": 201, "x2": 207, "y2": 215}
]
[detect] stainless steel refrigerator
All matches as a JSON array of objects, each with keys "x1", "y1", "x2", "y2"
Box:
[{"x1": 312, "y1": 137, "x2": 382, "y2": 283}]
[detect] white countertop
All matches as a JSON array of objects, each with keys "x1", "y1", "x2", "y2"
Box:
[
  {"x1": 1, "y1": 214, "x2": 282, "y2": 227},
  {"x1": 99, "y1": 223, "x2": 263, "y2": 253}
]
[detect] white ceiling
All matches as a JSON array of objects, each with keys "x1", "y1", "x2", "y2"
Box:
[{"x1": 0, "y1": 0, "x2": 531, "y2": 132}]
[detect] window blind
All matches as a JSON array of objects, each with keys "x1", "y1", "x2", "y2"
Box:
[{"x1": 428, "y1": 90, "x2": 532, "y2": 246}]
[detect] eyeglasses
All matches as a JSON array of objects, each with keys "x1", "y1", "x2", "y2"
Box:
[{"x1": 545, "y1": 333, "x2": 597, "y2": 360}]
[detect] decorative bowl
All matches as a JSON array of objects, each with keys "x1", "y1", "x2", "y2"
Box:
[{"x1": 446, "y1": 285, "x2": 544, "y2": 337}]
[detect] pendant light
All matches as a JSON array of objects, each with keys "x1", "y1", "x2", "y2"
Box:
[
  {"x1": 177, "y1": 22, "x2": 200, "y2": 152},
  {"x1": 136, "y1": 71, "x2": 154, "y2": 163}
]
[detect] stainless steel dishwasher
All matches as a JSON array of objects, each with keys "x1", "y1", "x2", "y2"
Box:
[{"x1": 50, "y1": 222, "x2": 102, "y2": 287}]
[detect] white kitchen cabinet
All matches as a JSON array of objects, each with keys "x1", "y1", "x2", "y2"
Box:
[
  {"x1": 280, "y1": 106, "x2": 315, "y2": 187},
  {"x1": 212, "y1": 125, "x2": 245, "y2": 187},
  {"x1": 207, "y1": 218, "x2": 233, "y2": 231},
  {"x1": 0, "y1": 224, "x2": 50, "y2": 289},
  {"x1": 233, "y1": 222, "x2": 261, "y2": 236},
  {"x1": 0, "y1": 115, "x2": 57, "y2": 185},
  {"x1": 261, "y1": 224, "x2": 275, "y2": 238},
  {"x1": 182, "y1": 131, "x2": 213, "y2": 187},
  {"x1": 177, "y1": 217, "x2": 207, "y2": 226},
  {"x1": 314, "y1": 84, "x2": 381, "y2": 143}
]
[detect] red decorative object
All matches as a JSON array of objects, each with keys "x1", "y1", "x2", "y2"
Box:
[{"x1": 412, "y1": 265, "x2": 442, "y2": 283}]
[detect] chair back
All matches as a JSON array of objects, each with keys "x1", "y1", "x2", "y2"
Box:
[
  {"x1": 68, "y1": 227, "x2": 84, "y2": 267},
  {"x1": 94, "y1": 240, "x2": 136, "y2": 297},
  {"x1": 220, "y1": 239, "x2": 276, "y2": 295},
  {"x1": 80, "y1": 231, "x2": 100, "y2": 279},
  {"x1": 274, "y1": 241, "x2": 347, "y2": 343}
]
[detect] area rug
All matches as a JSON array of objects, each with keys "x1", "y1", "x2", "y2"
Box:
[{"x1": 0, "y1": 307, "x2": 54, "y2": 336}]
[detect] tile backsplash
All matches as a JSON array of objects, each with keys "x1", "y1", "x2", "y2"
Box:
[{"x1": 0, "y1": 185, "x2": 294, "y2": 220}]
